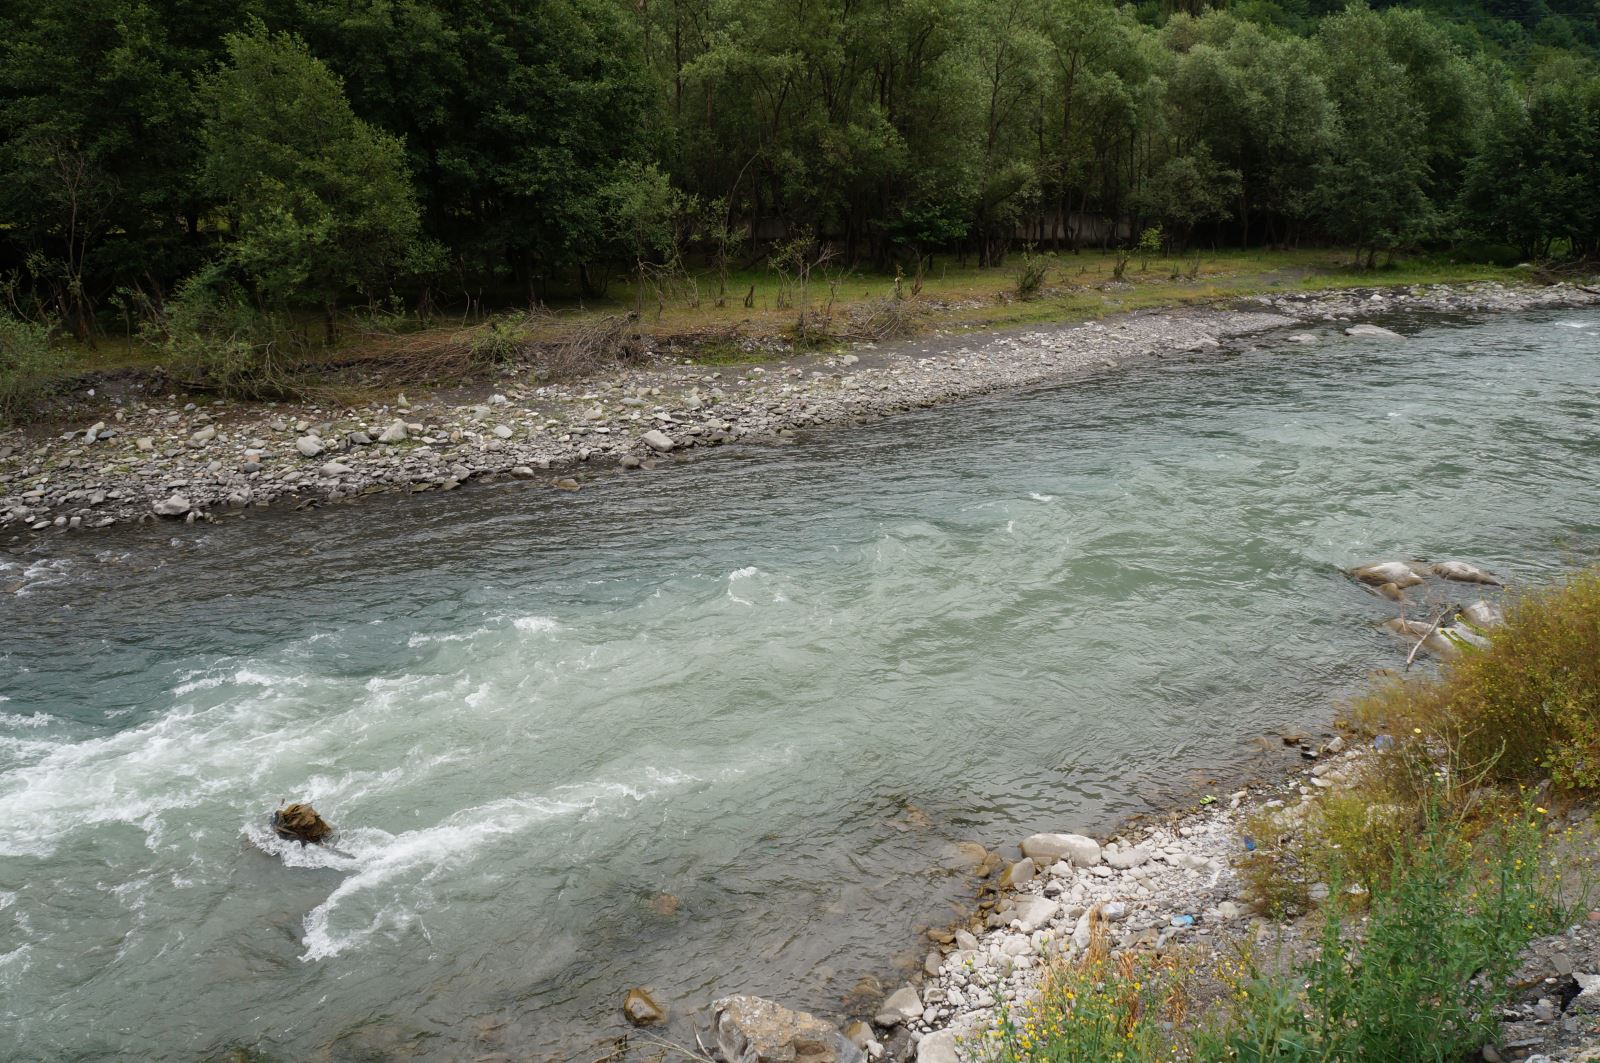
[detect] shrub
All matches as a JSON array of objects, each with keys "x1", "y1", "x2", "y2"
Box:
[
  {"x1": 1016, "y1": 248, "x2": 1052, "y2": 299},
  {"x1": 1202, "y1": 810, "x2": 1559, "y2": 1063},
  {"x1": 148, "y1": 266, "x2": 303, "y2": 397},
  {"x1": 0, "y1": 311, "x2": 64, "y2": 421},
  {"x1": 1354, "y1": 568, "x2": 1600, "y2": 793}
]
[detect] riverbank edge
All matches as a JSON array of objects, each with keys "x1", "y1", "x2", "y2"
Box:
[
  {"x1": 738, "y1": 735, "x2": 1599, "y2": 1063},
  {"x1": 3, "y1": 279, "x2": 1597, "y2": 550}
]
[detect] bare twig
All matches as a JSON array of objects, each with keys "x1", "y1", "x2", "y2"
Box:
[{"x1": 1405, "y1": 609, "x2": 1446, "y2": 670}]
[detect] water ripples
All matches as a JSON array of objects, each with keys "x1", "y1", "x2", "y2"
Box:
[{"x1": 2, "y1": 311, "x2": 1600, "y2": 1060}]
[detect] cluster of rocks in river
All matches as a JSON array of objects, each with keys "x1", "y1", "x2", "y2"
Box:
[
  {"x1": 3, "y1": 281, "x2": 1597, "y2": 538},
  {"x1": 705, "y1": 751, "x2": 1600, "y2": 1063},
  {"x1": 1351, "y1": 558, "x2": 1507, "y2": 658}
]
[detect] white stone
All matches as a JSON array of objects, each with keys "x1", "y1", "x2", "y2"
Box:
[
  {"x1": 378, "y1": 420, "x2": 408, "y2": 444},
  {"x1": 1106, "y1": 846, "x2": 1151, "y2": 870},
  {"x1": 875, "y1": 986, "x2": 922, "y2": 1027},
  {"x1": 1344, "y1": 323, "x2": 1403, "y2": 338},
  {"x1": 295, "y1": 436, "x2": 324, "y2": 457},
  {"x1": 493, "y1": 425, "x2": 514, "y2": 439},
  {"x1": 916, "y1": 1030, "x2": 959, "y2": 1063},
  {"x1": 642, "y1": 429, "x2": 676, "y2": 452},
  {"x1": 1020, "y1": 832, "x2": 1101, "y2": 867},
  {"x1": 1010, "y1": 896, "x2": 1058, "y2": 933}
]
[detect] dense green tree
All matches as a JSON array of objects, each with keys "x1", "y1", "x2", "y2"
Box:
[
  {"x1": 1463, "y1": 78, "x2": 1600, "y2": 257},
  {"x1": 2, "y1": 0, "x2": 1598, "y2": 335},
  {"x1": 200, "y1": 24, "x2": 423, "y2": 333}
]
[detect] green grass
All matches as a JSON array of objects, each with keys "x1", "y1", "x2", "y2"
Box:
[{"x1": 21, "y1": 249, "x2": 1542, "y2": 403}]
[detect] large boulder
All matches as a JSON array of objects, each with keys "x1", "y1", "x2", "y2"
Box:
[
  {"x1": 1351, "y1": 562, "x2": 1424, "y2": 588},
  {"x1": 1020, "y1": 832, "x2": 1102, "y2": 867},
  {"x1": 713, "y1": 995, "x2": 864, "y2": 1063},
  {"x1": 1432, "y1": 561, "x2": 1502, "y2": 586}
]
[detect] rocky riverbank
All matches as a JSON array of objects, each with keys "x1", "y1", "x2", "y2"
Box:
[
  {"x1": 706, "y1": 745, "x2": 1600, "y2": 1063},
  {"x1": 2, "y1": 280, "x2": 1596, "y2": 543}
]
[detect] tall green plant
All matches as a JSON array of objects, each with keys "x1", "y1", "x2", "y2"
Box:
[{"x1": 199, "y1": 23, "x2": 424, "y2": 338}]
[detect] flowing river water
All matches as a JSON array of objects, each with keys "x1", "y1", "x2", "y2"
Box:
[{"x1": 4, "y1": 309, "x2": 1600, "y2": 1062}]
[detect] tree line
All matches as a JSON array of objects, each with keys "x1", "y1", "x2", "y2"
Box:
[{"x1": 3, "y1": 0, "x2": 1600, "y2": 339}]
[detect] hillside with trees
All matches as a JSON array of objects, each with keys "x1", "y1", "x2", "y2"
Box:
[{"x1": 2, "y1": 0, "x2": 1598, "y2": 354}]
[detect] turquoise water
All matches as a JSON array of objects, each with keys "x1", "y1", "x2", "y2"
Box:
[{"x1": 3, "y1": 310, "x2": 1599, "y2": 1061}]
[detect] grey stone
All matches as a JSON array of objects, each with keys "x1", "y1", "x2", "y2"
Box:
[
  {"x1": 320, "y1": 462, "x2": 353, "y2": 478},
  {"x1": 295, "y1": 436, "x2": 324, "y2": 458},
  {"x1": 378, "y1": 420, "x2": 408, "y2": 444},
  {"x1": 642, "y1": 429, "x2": 676, "y2": 452},
  {"x1": 1344, "y1": 323, "x2": 1403, "y2": 338},
  {"x1": 152, "y1": 494, "x2": 192, "y2": 517}
]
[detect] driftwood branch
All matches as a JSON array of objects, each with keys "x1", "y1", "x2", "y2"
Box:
[{"x1": 1405, "y1": 609, "x2": 1446, "y2": 670}]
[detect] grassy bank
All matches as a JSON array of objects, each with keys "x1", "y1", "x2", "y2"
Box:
[
  {"x1": 979, "y1": 568, "x2": 1600, "y2": 1062},
  {"x1": 11, "y1": 249, "x2": 1541, "y2": 419}
]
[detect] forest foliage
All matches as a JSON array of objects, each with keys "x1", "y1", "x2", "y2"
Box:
[{"x1": 3, "y1": 0, "x2": 1600, "y2": 340}]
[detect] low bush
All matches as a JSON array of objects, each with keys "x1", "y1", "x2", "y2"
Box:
[
  {"x1": 1354, "y1": 568, "x2": 1600, "y2": 793},
  {"x1": 984, "y1": 810, "x2": 1562, "y2": 1063},
  {"x1": 1016, "y1": 248, "x2": 1052, "y2": 299},
  {"x1": 1202, "y1": 810, "x2": 1558, "y2": 1063},
  {"x1": 148, "y1": 266, "x2": 305, "y2": 398},
  {"x1": 0, "y1": 311, "x2": 64, "y2": 421}
]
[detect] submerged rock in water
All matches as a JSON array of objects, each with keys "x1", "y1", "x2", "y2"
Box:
[
  {"x1": 1460, "y1": 599, "x2": 1505, "y2": 628},
  {"x1": 1382, "y1": 617, "x2": 1460, "y2": 657},
  {"x1": 1352, "y1": 562, "x2": 1425, "y2": 588},
  {"x1": 272, "y1": 802, "x2": 332, "y2": 845},
  {"x1": 1344, "y1": 323, "x2": 1403, "y2": 338},
  {"x1": 713, "y1": 994, "x2": 864, "y2": 1063},
  {"x1": 623, "y1": 987, "x2": 666, "y2": 1026},
  {"x1": 1432, "y1": 560, "x2": 1503, "y2": 586}
]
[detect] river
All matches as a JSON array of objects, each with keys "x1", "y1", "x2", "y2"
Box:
[{"x1": 3, "y1": 309, "x2": 1599, "y2": 1062}]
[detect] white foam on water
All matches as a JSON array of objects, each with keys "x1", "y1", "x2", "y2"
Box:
[
  {"x1": 0, "y1": 710, "x2": 53, "y2": 728},
  {"x1": 0, "y1": 665, "x2": 358, "y2": 857},
  {"x1": 296, "y1": 778, "x2": 677, "y2": 961},
  {"x1": 1030, "y1": 493, "x2": 1058, "y2": 502},
  {"x1": 171, "y1": 667, "x2": 287, "y2": 698},
  {"x1": 407, "y1": 626, "x2": 492, "y2": 648},
  {"x1": 512, "y1": 615, "x2": 559, "y2": 633},
  {"x1": 4, "y1": 558, "x2": 74, "y2": 596}
]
